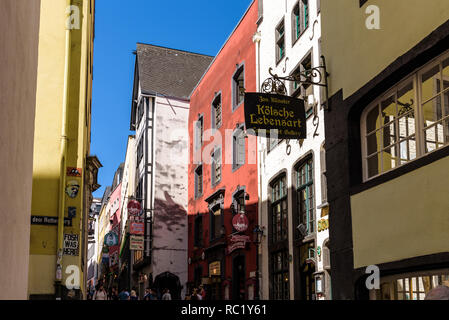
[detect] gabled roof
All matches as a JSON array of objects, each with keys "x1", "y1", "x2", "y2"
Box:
[{"x1": 135, "y1": 43, "x2": 214, "y2": 99}]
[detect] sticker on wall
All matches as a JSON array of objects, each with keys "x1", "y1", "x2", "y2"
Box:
[
  {"x1": 68, "y1": 207, "x2": 77, "y2": 218},
  {"x1": 67, "y1": 167, "x2": 82, "y2": 177},
  {"x1": 65, "y1": 180, "x2": 80, "y2": 198}
]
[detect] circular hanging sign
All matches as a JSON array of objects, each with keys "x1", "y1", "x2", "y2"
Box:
[
  {"x1": 127, "y1": 200, "x2": 142, "y2": 216},
  {"x1": 104, "y1": 231, "x2": 119, "y2": 246},
  {"x1": 232, "y1": 213, "x2": 249, "y2": 232}
]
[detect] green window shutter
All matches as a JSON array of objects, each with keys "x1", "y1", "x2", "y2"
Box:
[
  {"x1": 304, "y1": 2, "x2": 309, "y2": 29},
  {"x1": 296, "y1": 15, "x2": 300, "y2": 38}
]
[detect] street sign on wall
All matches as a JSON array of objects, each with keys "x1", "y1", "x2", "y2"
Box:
[
  {"x1": 244, "y1": 92, "x2": 306, "y2": 139},
  {"x1": 130, "y1": 222, "x2": 144, "y2": 235},
  {"x1": 130, "y1": 235, "x2": 144, "y2": 250}
]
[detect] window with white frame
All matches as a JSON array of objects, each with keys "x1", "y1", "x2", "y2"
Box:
[
  {"x1": 275, "y1": 19, "x2": 285, "y2": 63},
  {"x1": 212, "y1": 93, "x2": 222, "y2": 130},
  {"x1": 291, "y1": 51, "x2": 314, "y2": 117},
  {"x1": 194, "y1": 115, "x2": 204, "y2": 150},
  {"x1": 211, "y1": 147, "x2": 222, "y2": 187},
  {"x1": 194, "y1": 165, "x2": 203, "y2": 199},
  {"x1": 233, "y1": 65, "x2": 245, "y2": 109},
  {"x1": 362, "y1": 51, "x2": 449, "y2": 180},
  {"x1": 232, "y1": 125, "x2": 245, "y2": 170},
  {"x1": 292, "y1": 0, "x2": 309, "y2": 44}
]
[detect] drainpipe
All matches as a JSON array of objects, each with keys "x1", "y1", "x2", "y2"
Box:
[
  {"x1": 55, "y1": 0, "x2": 73, "y2": 300},
  {"x1": 252, "y1": 30, "x2": 262, "y2": 300}
]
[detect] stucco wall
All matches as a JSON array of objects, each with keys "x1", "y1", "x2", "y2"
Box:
[
  {"x1": 0, "y1": 0, "x2": 41, "y2": 300},
  {"x1": 322, "y1": 0, "x2": 449, "y2": 99},
  {"x1": 351, "y1": 156, "x2": 449, "y2": 268},
  {"x1": 152, "y1": 96, "x2": 190, "y2": 298},
  {"x1": 256, "y1": 0, "x2": 327, "y2": 300}
]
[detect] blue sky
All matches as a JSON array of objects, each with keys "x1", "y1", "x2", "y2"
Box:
[{"x1": 91, "y1": 0, "x2": 253, "y2": 198}]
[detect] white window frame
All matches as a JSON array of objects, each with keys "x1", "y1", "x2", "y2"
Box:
[{"x1": 361, "y1": 50, "x2": 449, "y2": 181}]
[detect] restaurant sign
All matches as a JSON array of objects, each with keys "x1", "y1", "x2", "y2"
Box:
[
  {"x1": 244, "y1": 92, "x2": 306, "y2": 139},
  {"x1": 227, "y1": 235, "x2": 251, "y2": 255},
  {"x1": 130, "y1": 235, "x2": 144, "y2": 250}
]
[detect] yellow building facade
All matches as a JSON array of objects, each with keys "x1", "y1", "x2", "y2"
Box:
[
  {"x1": 321, "y1": 0, "x2": 449, "y2": 300},
  {"x1": 29, "y1": 0, "x2": 98, "y2": 300}
]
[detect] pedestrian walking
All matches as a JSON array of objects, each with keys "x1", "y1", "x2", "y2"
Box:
[
  {"x1": 199, "y1": 285, "x2": 206, "y2": 300},
  {"x1": 118, "y1": 288, "x2": 130, "y2": 300},
  {"x1": 109, "y1": 287, "x2": 119, "y2": 300},
  {"x1": 130, "y1": 289, "x2": 139, "y2": 300},
  {"x1": 93, "y1": 284, "x2": 107, "y2": 300},
  {"x1": 162, "y1": 288, "x2": 172, "y2": 300},
  {"x1": 143, "y1": 287, "x2": 151, "y2": 300}
]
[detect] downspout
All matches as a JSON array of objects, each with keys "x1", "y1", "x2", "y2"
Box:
[
  {"x1": 56, "y1": 0, "x2": 73, "y2": 298},
  {"x1": 252, "y1": 30, "x2": 262, "y2": 300}
]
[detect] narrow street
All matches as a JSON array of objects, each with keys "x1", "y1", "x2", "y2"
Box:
[{"x1": 1, "y1": 0, "x2": 449, "y2": 306}]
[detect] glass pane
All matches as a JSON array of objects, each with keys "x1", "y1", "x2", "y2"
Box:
[
  {"x1": 423, "y1": 95, "x2": 442, "y2": 127},
  {"x1": 398, "y1": 111, "x2": 415, "y2": 139},
  {"x1": 381, "y1": 95, "x2": 396, "y2": 124},
  {"x1": 383, "y1": 121, "x2": 396, "y2": 148},
  {"x1": 367, "y1": 153, "x2": 380, "y2": 178},
  {"x1": 367, "y1": 130, "x2": 381, "y2": 156},
  {"x1": 399, "y1": 140, "x2": 408, "y2": 162},
  {"x1": 366, "y1": 105, "x2": 380, "y2": 134},
  {"x1": 425, "y1": 123, "x2": 444, "y2": 153},
  {"x1": 397, "y1": 81, "x2": 415, "y2": 117},
  {"x1": 409, "y1": 137, "x2": 417, "y2": 161},
  {"x1": 383, "y1": 146, "x2": 398, "y2": 172},
  {"x1": 421, "y1": 64, "x2": 440, "y2": 102},
  {"x1": 442, "y1": 57, "x2": 449, "y2": 90},
  {"x1": 444, "y1": 89, "x2": 449, "y2": 118},
  {"x1": 446, "y1": 119, "x2": 449, "y2": 144}
]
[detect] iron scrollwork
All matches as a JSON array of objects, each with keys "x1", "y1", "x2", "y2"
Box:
[{"x1": 261, "y1": 56, "x2": 330, "y2": 153}]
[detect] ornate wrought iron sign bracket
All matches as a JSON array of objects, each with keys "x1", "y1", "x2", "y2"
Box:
[
  {"x1": 261, "y1": 55, "x2": 330, "y2": 111},
  {"x1": 260, "y1": 55, "x2": 330, "y2": 150}
]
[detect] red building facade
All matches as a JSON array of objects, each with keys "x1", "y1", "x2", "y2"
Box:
[{"x1": 187, "y1": 0, "x2": 259, "y2": 300}]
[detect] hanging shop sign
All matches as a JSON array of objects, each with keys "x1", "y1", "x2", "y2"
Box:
[
  {"x1": 244, "y1": 92, "x2": 306, "y2": 139},
  {"x1": 227, "y1": 235, "x2": 250, "y2": 254},
  {"x1": 65, "y1": 180, "x2": 80, "y2": 198},
  {"x1": 130, "y1": 235, "x2": 144, "y2": 250},
  {"x1": 127, "y1": 200, "x2": 142, "y2": 216},
  {"x1": 209, "y1": 261, "x2": 221, "y2": 277},
  {"x1": 318, "y1": 218, "x2": 329, "y2": 232},
  {"x1": 66, "y1": 167, "x2": 82, "y2": 177},
  {"x1": 104, "y1": 231, "x2": 119, "y2": 246},
  {"x1": 130, "y1": 222, "x2": 145, "y2": 235},
  {"x1": 31, "y1": 216, "x2": 72, "y2": 227},
  {"x1": 63, "y1": 234, "x2": 79, "y2": 256},
  {"x1": 232, "y1": 213, "x2": 249, "y2": 232}
]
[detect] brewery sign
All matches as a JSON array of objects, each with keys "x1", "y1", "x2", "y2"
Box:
[
  {"x1": 244, "y1": 92, "x2": 306, "y2": 139},
  {"x1": 232, "y1": 213, "x2": 249, "y2": 232},
  {"x1": 227, "y1": 235, "x2": 250, "y2": 254},
  {"x1": 127, "y1": 200, "x2": 142, "y2": 216}
]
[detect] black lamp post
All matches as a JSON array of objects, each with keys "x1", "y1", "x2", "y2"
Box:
[{"x1": 253, "y1": 225, "x2": 264, "y2": 300}]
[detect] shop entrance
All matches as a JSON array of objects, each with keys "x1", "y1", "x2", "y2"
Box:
[
  {"x1": 232, "y1": 255, "x2": 246, "y2": 300},
  {"x1": 153, "y1": 271, "x2": 182, "y2": 300}
]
